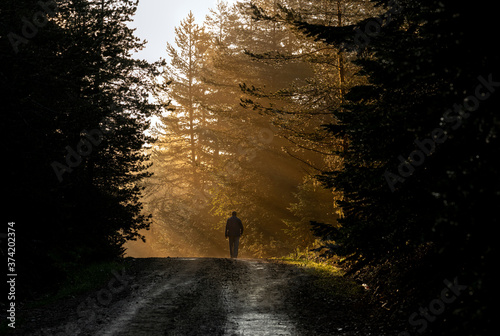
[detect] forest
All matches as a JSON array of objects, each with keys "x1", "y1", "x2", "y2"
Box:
[{"x1": 2, "y1": 0, "x2": 497, "y2": 335}]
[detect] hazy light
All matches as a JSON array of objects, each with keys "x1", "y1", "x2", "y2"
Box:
[{"x1": 128, "y1": 0, "x2": 239, "y2": 63}]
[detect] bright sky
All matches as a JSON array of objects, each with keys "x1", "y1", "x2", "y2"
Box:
[{"x1": 129, "y1": 0, "x2": 238, "y2": 62}]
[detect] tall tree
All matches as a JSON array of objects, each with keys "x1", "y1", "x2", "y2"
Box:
[
  {"x1": 164, "y1": 11, "x2": 209, "y2": 188},
  {"x1": 2, "y1": 0, "x2": 158, "y2": 293},
  {"x1": 147, "y1": 11, "x2": 222, "y2": 257},
  {"x1": 147, "y1": 1, "x2": 312, "y2": 257},
  {"x1": 202, "y1": 0, "x2": 313, "y2": 257},
  {"x1": 238, "y1": 0, "x2": 378, "y2": 251},
  {"x1": 295, "y1": 0, "x2": 498, "y2": 334}
]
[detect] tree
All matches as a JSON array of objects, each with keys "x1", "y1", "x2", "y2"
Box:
[
  {"x1": 2, "y1": 0, "x2": 158, "y2": 293},
  {"x1": 284, "y1": 176, "x2": 339, "y2": 250},
  {"x1": 202, "y1": 0, "x2": 317, "y2": 257},
  {"x1": 147, "y1": 11, "x2": 223, "y2": 257},
  {"x1": 146, "y1": 1, "x2": 313, "y2": 257},
  {"x1": 164, "y1": 11, "x2": 210, "y2": 188},
  {"x1": 295, "y1": 0, "x2": 498, "y2": 334},
  {"x1": 238, "y1": 0, "x2": 378, "y2": 251}
]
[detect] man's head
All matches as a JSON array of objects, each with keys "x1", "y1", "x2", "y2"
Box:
[{"x1": 232, "y1": 211, "x2": 237, "y2": 217}]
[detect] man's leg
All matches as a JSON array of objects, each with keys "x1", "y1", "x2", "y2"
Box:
[
  {"x1": 233, "y1": 236, "x2": 240, "y2": 258},
  {"x1": 229, "y1": 237, "x2": 234, "y2": 258}
]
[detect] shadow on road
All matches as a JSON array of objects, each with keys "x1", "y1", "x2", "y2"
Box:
[{"x1": 14, "y1": 258, "x2": 393, "y2": 336}]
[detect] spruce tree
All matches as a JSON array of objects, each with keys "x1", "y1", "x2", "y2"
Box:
[
  {"x1": 2, "y1": 0, "x2": 158, "y2": 293},
  {"x1": 294, "y1": 0, "x2": 498, "y2": 333}
]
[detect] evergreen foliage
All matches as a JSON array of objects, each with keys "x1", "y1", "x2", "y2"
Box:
[
  {"x1": 2, "y1": 0, "x2": 158, "y2": 294},
  {"x1": 146, "y1": 1, "x2": 318, "y2": 257},
  {"x1": 288, "y1": 0, "x2": 498, "y2": 334}
]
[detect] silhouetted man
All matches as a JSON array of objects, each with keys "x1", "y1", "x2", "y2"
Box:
[{"x1": 225, "y1": 211, "x2": 244, "y2": 258}]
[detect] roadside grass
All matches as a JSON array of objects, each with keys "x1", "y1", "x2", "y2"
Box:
[
  {"x1": 29, "y1": 259, "x2": 127, "y2": 308},
  {"x1": 1, "y1": 259, "x2": 128, "y2": 335},
  {"x1": 274, "y1": 256, "x2": 365, "y2": 299}
]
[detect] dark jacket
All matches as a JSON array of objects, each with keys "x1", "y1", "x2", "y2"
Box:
[{"x1": 225, "y1": 216, "x2": 244, "y2": 237}]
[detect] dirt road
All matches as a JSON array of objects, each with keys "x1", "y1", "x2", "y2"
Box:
[{"x1": 18, "y1": 258, "x2": 392, "y2": 336}]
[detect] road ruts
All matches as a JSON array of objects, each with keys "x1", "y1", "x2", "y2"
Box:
[
  {"x1": 18, "y1": 258, "x2": 392, "y2": 336},
  {"x1": 98, "y1": 258, "x2": 299, "y2": 336}
]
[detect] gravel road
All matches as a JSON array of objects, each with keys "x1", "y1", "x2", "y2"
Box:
[{"x1": 15, "y1": 258, "x2": 392, "y2": 336}]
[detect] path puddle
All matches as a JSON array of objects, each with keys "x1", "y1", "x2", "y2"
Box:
[
  {"x1": 225, "y1": 312, "x2": 296, "y2": 336},
  {"x1": 223, "y1": 260, "x2": 297, "y2": 336}
]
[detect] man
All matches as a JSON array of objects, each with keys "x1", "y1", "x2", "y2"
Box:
[{"x1": 225, "y1": 211, "x2": 244, "y2": 258}]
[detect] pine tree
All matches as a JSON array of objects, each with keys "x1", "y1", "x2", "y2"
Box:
[
  {"x1": 148, "y1": 11, "x2": 222, "y2": 256},
  {"x1": 163, "y1": 11, "x2": 209, "y2": 188},
  {"x1": 2, "y1": 0, "x2": 158, "y2": 292},
  {"x1": 202, "y1": 0, "x2": 312, "y2": 257},
  {"x1": 237, "y1": 0, "x2": 378, "y2": 251},
  {"x1": 295, "y1": 0, "x2": 498, "y2": 333}
]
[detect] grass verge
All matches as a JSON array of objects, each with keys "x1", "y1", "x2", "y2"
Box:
[
  {"x1": 34, "y1": 260, "x2": 127, "y2": 307},
  {"x1": 274, "y1": 257, "x2": 365, "y2": 299},
  {"x1": 1, "y1": 259, "x2": 128, "y2": 335}
]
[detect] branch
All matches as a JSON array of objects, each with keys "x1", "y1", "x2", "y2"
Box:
[{"x1": 283, "y1": 147, "x2": 324, "y2": 172}]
